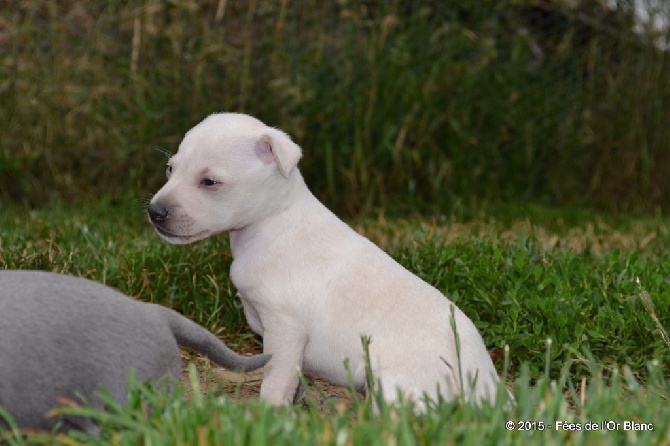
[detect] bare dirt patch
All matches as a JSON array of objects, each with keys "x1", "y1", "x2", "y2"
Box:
[{"x1": 178, "y1": 351, "x2": 360, "y2": 412}]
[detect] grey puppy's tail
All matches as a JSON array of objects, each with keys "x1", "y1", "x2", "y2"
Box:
[{"x1": 156, "y1": 305, "x2": 268, "y2": 372}]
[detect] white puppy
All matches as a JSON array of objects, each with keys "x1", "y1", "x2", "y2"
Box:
[{"x1": 148, "y1": 113, "x2": 501, "y2": 409}]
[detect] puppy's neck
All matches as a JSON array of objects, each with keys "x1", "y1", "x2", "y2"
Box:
[{"x1": 229, "y1": 171, "x2": 319, "y2": 258}]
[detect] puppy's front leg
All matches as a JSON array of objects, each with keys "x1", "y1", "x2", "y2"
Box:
[
  {"x1": 239, "y1": 295, "x2": 264, "y2": 335},
  {"x1": 259, "y1": 328, "x2": 307, "y2": 405}
]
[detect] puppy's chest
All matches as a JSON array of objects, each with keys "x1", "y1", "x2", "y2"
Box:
[{"x1": 229, "y1": 254, "x2": 306, "y2": 305}]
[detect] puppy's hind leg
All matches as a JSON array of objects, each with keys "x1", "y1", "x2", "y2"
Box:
[{"x1": 375, "y1": 367, "x2": 460, "y2": 412}]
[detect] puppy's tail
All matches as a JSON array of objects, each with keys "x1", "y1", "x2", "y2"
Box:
[{"x1": 154, "y1": 305, "x2": 268, "y2": 372}]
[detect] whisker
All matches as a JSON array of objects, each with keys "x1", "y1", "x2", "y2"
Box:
[
  {"x1": 135, "y1": 194, "x2": 154, "y2": 210},
  {"x1": 154, "y1": 146, "x2": 173, "y2": 159}
]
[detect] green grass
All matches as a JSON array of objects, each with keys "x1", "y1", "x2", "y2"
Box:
[
  {"x1": 0, "y1": 200, "x2": 668, "y2": 444},
  {"x1": 3, "y1": 359, "x2": 669, "y2": 445}
]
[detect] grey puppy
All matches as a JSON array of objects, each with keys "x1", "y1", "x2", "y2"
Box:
[{"x1": 0, "y1": 270, "x2": 267, "y2": 434}]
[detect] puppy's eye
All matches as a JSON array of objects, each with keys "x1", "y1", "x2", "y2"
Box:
[
  {"x1": 200, "y1": 178, "x2": 219, "y2": 187},
  {"x1": 165, "y1": 164, "x2": 173, "y2": 177}
]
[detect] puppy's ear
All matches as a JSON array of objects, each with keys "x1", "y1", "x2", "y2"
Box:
[{"x1": 255, "y1": 128, "x2": 302, "y2": 178}]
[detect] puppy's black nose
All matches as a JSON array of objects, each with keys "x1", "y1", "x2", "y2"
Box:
[{"x1": 147, "y1": 203, "x2": 170, "y2": 223}]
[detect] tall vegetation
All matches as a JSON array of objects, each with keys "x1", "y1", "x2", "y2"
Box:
[{"x1": 1, "y1": 0, "x2": 668, "y2": 214}]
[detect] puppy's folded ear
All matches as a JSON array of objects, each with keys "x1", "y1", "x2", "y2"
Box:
[{"x1": 255, "y1": 128, "x2": 303, "y2": 178}]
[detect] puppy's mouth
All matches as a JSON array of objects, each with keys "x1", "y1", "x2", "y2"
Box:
[{"x1": 152, "y1": 224, "x2": 209, "y2": 245}]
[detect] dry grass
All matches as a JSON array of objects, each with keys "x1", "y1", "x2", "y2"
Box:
[{"x1": 353, "y1": 213, "x2": 663, "y2": 256}]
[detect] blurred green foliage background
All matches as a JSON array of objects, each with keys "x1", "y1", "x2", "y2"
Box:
[{"x1": 1, "y1": 0, "x2": 668, "y2": 215}]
